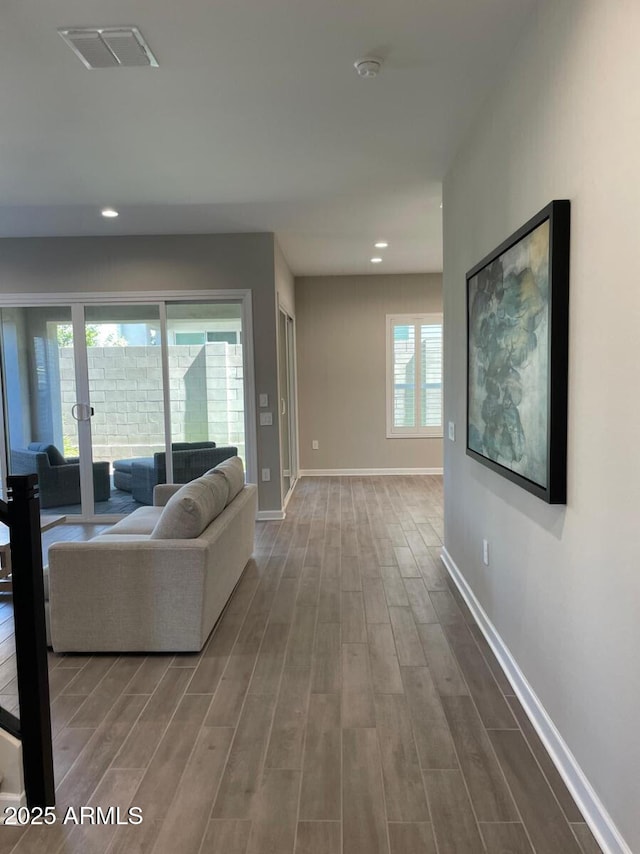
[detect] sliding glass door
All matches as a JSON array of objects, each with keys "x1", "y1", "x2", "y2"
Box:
[
  {"x1": 0, "y1": 295, "x2": 252, "y2": 522},
  {"x1": 0, "y1": 306, "x2": 83, "y2": 514}
]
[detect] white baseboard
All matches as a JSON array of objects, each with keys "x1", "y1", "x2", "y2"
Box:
[
  {"x1": 298, "y1": 467, "x2": 443, "y2": 477},
  {"x1": 0, "y1": 791, "x2": 26, "y2": 820},
  {"x1": 256, "y1": 510, "x2": 286, "y2": 521},
  {"x1": 440, "y1": 547, "x2": 632, "y2": 854}
]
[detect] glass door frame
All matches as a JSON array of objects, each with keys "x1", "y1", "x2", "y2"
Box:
[
  {"x1": 277, "y1": 297, "x2": 298, "y2": 508},
  {"x1": 0, "y1": 290, "x2": 257, "y2": 523}
]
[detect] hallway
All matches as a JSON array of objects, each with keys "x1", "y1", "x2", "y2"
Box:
[{"x1": 4, "y1": 476, "x2": 599, "y2": 853}]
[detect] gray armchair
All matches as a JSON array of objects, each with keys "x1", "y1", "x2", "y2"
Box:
[{"x1": 10, "y1": 442, "x2": 111, "y2": 509}]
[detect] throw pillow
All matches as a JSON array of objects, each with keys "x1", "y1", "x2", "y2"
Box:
[
  {"x1": 214, "y1": 456, "x2": 245, "y2": 504},
  {"x1": 150, "y1": 475, "x2": 227, "y2": 540}
]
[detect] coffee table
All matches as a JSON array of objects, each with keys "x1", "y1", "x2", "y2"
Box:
[{"x1": 0, "y1": 514, "x2": 66, "y2": 594}]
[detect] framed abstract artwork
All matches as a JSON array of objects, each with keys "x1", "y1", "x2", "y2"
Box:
[{"x1": 466, "y1": 200, "x2": 570, "y2": 503}]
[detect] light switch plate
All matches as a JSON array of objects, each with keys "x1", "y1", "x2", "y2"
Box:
[
  {"x1": 448, "y1": 421, "x2": 455, "y2": 442},
  {"x1": 259, "y1": 393, "x2": 268, "y2": 407},
  {"x1": 259, "y1": 412, "x2": 273, "y2": 426}
]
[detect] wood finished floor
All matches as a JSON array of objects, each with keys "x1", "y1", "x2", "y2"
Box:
[{"x1": 0, "y1": 476, "x2": 601, "y2": 854}]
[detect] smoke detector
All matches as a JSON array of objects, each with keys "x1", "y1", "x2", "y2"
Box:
[
  {"x1": 353, "y1": 56, "x2": 383, "y2": 78},
  {"x1": 58, "y1": 26, "x2": 158, "y2": 69}
]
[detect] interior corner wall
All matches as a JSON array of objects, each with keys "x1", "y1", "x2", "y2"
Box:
[
  {"x1": 0, "y1": 233, "x2": 283, "y2": 511},
  {"x1": 443, "y1": 1, "x2": 640, "y2": 850},
  {"x1": 295, "y1": 273, "x2": 443, "y2": 472}
]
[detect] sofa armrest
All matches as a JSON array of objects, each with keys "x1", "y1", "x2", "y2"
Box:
[
  {"x1": 48, "y1": 538, "x2": 208, "y2": 652},
  {"x1": 153, "y1": 483, "x2": 185, "y2": 506}
]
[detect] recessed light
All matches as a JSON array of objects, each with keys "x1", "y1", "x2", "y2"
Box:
[
  {"x1": 101, "y1": 207, "x2": 119, "y2": 218},
  {"x1": 371, "y1": 257, "x2": 383, "y2": 264},
  {"x1": 374, "y1": 241, "x2": 388, "y2": 249}
]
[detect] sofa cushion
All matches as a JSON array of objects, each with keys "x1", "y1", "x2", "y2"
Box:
[
  {"x1": 214, "y1": 456, "x2": 245, "y2": 504},
  {"x1": 150, "y1": 475, "x2": 228, "y2": 540},
  {"x1": 104, "y1": 506, "x2": 163, "y2": 535},
  {"x1": 112, "y1": 457, "x2": 154, "y2": 474},
  {"x1": 28, "y1": 442, "x2": 66, "y2": 467}
]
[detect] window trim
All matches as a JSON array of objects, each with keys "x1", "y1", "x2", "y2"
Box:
[{"x1": 386, "y1": 312, "x2": 443, "y2": 439}]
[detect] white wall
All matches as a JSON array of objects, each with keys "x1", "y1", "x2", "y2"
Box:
[
  {"x1": 443, "y1": 2, "x2": 640, "y2": 851},
  {"x1": 296, "y1": 273, "x2": 443, "y2": 472}
]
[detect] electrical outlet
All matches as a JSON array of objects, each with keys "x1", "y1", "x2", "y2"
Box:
[
  {"x1": 261, "y1": 468, "x2": 271, "y2": 482},
  {"x1": 448, "y1": 421, "x2": 455, "y2": 441},
  {"x1": 259, "y1": 412, "x2": 273, "y2": 426},
  {"x1": 482, "y1": 539, "x2": 490, "y2": 566},
  {"x1": 312, "y1": 440, "x2": 319, "y2": 450},
  {"x1": 259, "y1": 393, "x2": 268, "y2": 407}
]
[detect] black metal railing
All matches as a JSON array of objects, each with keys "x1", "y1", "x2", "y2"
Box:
[{"x1": 0, "y1": 474, "x2": 54, "y2": 807}]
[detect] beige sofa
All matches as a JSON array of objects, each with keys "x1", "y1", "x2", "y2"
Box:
[{"x1": 47, "y1": 457, "x2": 257, "y2": 653}]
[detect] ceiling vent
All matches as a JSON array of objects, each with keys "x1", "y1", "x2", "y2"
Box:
[{"x1": 58, "y1": 27, "x2": 158, "y2": 69}]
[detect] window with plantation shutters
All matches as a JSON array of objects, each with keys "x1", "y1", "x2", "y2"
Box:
[{"x1": 386, "y1": 313, "x2": 443, "y2": 438}]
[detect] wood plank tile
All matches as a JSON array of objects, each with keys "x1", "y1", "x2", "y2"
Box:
[
  {"x1": 212, "y1": 694, "x2": 276, "y2": 818},
  {"x1": 506, "y1": 695, "x2": 583, "y2": 821},
  {"x1": 374, "y1": 694, "x2": 429, "y2": 821},
  {"x1": 107, "y1": 694, "x2": 211, "y2": 854},
  {"x1": 59, "y1": 768, "x2": 145, "y2": 854},
  {"x1": 571, "y1": 823, "x2": 603, "y2": 854},
  {"x1": 394, "y1": 546, "x2": 421, "y2": 578},
  {"x1": 401, "y1": 667, "x2": 457, "y2": 769},
  {"x1": 299, "y1": 693, "x2": 341, "y2": 820},
  {"x1": 295, "y1": 822, "x2": 341, "y2": 854},
  {"x1": 248, "y1": 622, "x2": 290, "y2": 696},
  {"x1": 342, "y1": 643, "x2": 375, "y2": 728},
  {"x1": 62, "y1": 656, "x2": 118, "y2": 696},
  {"x1": 56, "y1": 693, "x2": 148, "y2": 808},
  {"x1": 53, "y1": 726, "x2": 95, "y2": 784},
  {"x1": 297, "y1": 566, "x2": 321, "y2": 608},
  {"x1": 265, "y1": 666, "x2": 311, "y2": 769},
  {"x1": 186, "y1": 654, "x2": 227, "y2": 695},
  {"x1": 403, "y1": 578, "x2": 438, "y2": 624},
  {"x1": 389, "y1": 606, "x2": 427, "y2": 666},
  {"x1": 311, "y1": 622, "x2": 341, "y2": 694},
  {"x1": 417, "y1": 624, "x2": 468, "y2": 696},
  {"x1": 383, "y1": 575, "x2": 410, "y2": 608},
  {"x1": 342, "y1": 727, "x2": 390, "y2": 854},
  {"x1": 234, "y1": 610, "x2": 269, "y2": 654},
  {"x1": 418, "y1": 556, "x2": 449, "y2": 591},
  {"x1": 479, "y1": 822, "x2": 534, "y2": 853},
  {"x1": 201, "y1": 821, "x2": 251, "y2": 854},
  {"x1": 204, "y1": 654, "x2": 255, "y2": 727},
  {"x1": 286, "y1": 607, "x2": 316, "y2": 667},
  {"x1": 151, "y1": 727, "x2": 234, "y2": 854},
  {"x1": 442, "y1": 621, "x2": 516, "y2": 728},
  {"x1": 489, "y1": 729, "x2": 583, "y2": 854},
  {"x1": 388, "y1": 822, "x2": 437, "y2": 854},
  {"x1": 441, "y1": 695, "x2": 518, "y2": 820},
  {"x1": 318, "y1": 575, "x2": 341, "y2": 623},
  {"x1": 362, "y1": 578, "x2": 390, "y2": 624},
  {"x1": 269, "y1": 577, "x2": 300, "y2": 624},
  {"x1": 123, "y1": 655, "x2": 172, "y2": 694},
  {"x1": 112, "y1": 667, "x2": 194, "y2": 768},
  {"x1": 341, "y1": 555, "x2": 362, "y2": 591},
  {"x1": 245, "y1": 768, "x2": 300, "y2": 854},
  {"x1": 423, "y1": 769, "x2": 485, "y2": 854},
  {"x1": 68, "y1": 657, "x2": 142, "y2": 728},
  {"x1": 342, "y1": 591, "x2": 367, "y2": 643},
  {"x1": 429, "y1": 590, "x2": 465, "y2": 625},
  {"x1": 367, "y1": 624, "x2": 404, "y2": 694},
  {"x1": 467, "y1": 623, "x2": 515, "y2": 696}
]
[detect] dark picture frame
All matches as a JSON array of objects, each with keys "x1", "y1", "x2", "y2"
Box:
[{"x1": 466, "y1": 200, "x2": 570, "y2": 504}]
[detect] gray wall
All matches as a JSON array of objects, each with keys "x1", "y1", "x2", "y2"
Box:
[
  {"x1": 0, "y1": 233, "x2": 282, "y2": 510},
  {"x1": 295, "y1": 274, "x2": 443, "y2": 471},
  {"x1": 443, "y1": 1, "x2": 640, "y2": 849}
]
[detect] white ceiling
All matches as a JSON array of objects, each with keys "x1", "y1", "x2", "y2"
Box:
[{"x1": 0, "y1": 0, "x2": 537, "y2": 276}]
